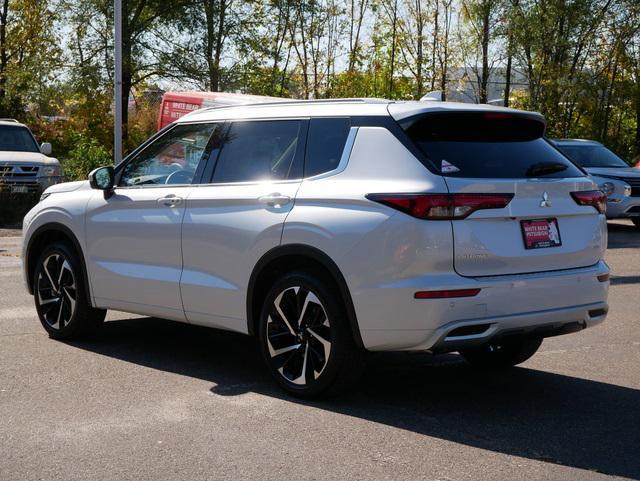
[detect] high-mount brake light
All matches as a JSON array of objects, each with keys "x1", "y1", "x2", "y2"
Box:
[
  {"x1": 570, "y1": 190, "x2": 607, "y2": 214},
  {"x1": 366, "y1": 193, "x2": 514, "y2": 220},
  {"x1": 483, "y1": 112, "x2": 513, "y2": 120}
]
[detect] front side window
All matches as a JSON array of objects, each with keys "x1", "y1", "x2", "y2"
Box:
[
  {"x1": 212, "y1": 120, "x2": 303, "y2": 183},
  {"x1": 120, "y1": 123, "x2": 217, "y2": 186}
]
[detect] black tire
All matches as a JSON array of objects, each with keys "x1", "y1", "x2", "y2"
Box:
[
  {"x1": 632, "y1": 219, "x2": 640, "y2": 229},
  {"x1": 459, "y1": 337, "x2": 543, "y2": 368},
  {"x1": 33, "y1": 241, "x2": 106, "y2": 340},
  {"x1": 258, "y1": 271, "x2": 364, "y2": 398}
]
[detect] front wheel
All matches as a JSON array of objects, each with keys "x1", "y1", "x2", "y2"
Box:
[
  {"x1": 33, "y1": 241, "x2": 106, "y2": 339},
  {"x1": 258, "y1": 271, "x2": 364, "y2": 398},
  {"x1": 459, "y1": 337, "x2": 542, "y2": 368}
]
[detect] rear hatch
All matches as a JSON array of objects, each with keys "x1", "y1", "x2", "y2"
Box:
[{"x1": 393, "y1": 107, "x2": 606, "y2": 277}]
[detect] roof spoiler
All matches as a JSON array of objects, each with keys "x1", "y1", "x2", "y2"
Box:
[{"x1": 388, "y1": 102, "x2": 546, "y2": 132}]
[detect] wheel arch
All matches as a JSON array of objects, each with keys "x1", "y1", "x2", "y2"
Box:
[
  {"x1": 25, "y1": 222, "x2": 93, "y2": 305},
  {"x1": 246, "y1": 244, "x2": 364, "y2": 348}
]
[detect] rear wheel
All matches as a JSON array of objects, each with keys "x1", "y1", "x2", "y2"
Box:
[
  {"x1": 33, "y1": 241, "x2": 106, "y2": 339},
  {"x1": 459, "y1": 337, "x2": 542, "y2": 368},
  {"x1": 258, "y1": 271, "x2": 364, "y2": 398}
]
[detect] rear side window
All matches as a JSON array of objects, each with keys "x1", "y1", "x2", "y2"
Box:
[
  {"x1": 304, "y1": 118, "x2": 350, "y2": 177},
  {"x1": 404, "y1": 112, "x2": 584, "y2": 179},
  {"x1": 212, "y1": 120, "x2": 304, "y2": 183}
]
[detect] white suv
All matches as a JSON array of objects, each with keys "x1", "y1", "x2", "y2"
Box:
[
  {"x1": 0, "y1": 119, "x2": 61, "y2": 195},
  {"x1": 22, "y1": 99, "x2": 610, "y2": 397}
]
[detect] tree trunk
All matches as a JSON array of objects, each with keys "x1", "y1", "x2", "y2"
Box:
[
  {"x1": 438, "y1": 0, "x2": 451, "y2": 101},
  {"x1": 212, "y1": 0, "x2": 227, "y2": 91},
  {"x1": 524, "y1": 45, "x2": 536, "y2": 107},
  {"x1": 503, "y1": 50, "x2": 512, "y2": 107},
  {"x1": 415, "y1": 0, "x2": 424, "y2": 98},
  {"x1": 388, "y1": 0, "x2": 398, "y2": 97},
  {"x1": 121, "y1": 0, "x2": 131, "y2": 147},
  {"x1": 279, "y1": 45, "x2": 291, "y2": 93},
  {"x1": 347, "y1": 0, "x2": 367, "y2": 72},
  {"x1": 430, "y1": 0, "x2": 438, "y2": 91},
  {"x1": 635, "y1": 90, "x2": 640, "y2": 158},
  {"x1": 348, "y1": 0, "x2": 355, "y2": 71},
  {"x1": 204, "y1": 0, "x2": 215, "y2": 90},
  {"x1": 203, "y1": 0, "x2": 227, "y2": 92},
  {"x1": 270, "y1": 1, "x2": 290, "y2": 93},
  {"x1": 480, "y1": 1, "x2": 490, "y2": 104},
  {"x1": 602, "y1": 58, "x2": 618, "y2": 143},
  {"x1": 292, "y1": 7, "x2": 310, "y2": 99},
  {"x1": 0, "y1": 0, "x2": 9, "y2": 114}
]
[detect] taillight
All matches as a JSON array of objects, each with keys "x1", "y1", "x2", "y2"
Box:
[
  {"x1": 366, "y1": 193, "x2": 513, "y2": 220},
  {"x1": 571, "y1": 190, "x2": 607, "y2": 214}
]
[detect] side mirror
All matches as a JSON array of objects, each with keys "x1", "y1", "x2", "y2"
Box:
[
  {"x1": 40, "y1": 142, "x2": 52, "y2": 156},
  {"x1": 89, "y1": 166, "x2": 115, "y2": 196}
]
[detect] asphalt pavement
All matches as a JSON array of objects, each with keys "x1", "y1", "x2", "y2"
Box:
[{"x1": 0, "y1": 221, "x2": 639, "y2": 481}]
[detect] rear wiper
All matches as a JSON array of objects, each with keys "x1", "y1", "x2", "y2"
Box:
[{"x1": 526, "y1": 162, "x2": 568, "y2": 177}]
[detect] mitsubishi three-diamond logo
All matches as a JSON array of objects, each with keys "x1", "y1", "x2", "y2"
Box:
[{"x1": 540, "y1": 191, "x2": 552, "y2": 208}]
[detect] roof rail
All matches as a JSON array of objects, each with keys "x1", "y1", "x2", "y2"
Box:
[
  {"x1": 194, "y1": 97, "x2": 390, "y2": 115},
  {"x1": 0, "y1": 118, "x2": 19, "y2": 123}
]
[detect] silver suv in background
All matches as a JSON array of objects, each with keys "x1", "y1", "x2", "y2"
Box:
[
  {"x1": 553, "y1": 139, "x2": 640, "y2": 227},
  {"x1": 22, "y1": 100, "x2": 609, "y2": 397},
  {"x1": 0, "y1": 120, "x2": 62, "y2": 195}
]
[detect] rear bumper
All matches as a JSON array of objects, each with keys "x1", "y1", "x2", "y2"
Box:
[
  {"x1": 358, "y1": 261, "x2": 609, "y2": 351},
  {"x1": 426, "y1": 301, "x2": 607, "y2": 353}
]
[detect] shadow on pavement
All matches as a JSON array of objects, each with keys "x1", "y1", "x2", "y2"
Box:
[
  {"x1": 607, "y1": 221, "x2": 640, "y2": 249},
  {"x1": 69, "y1": 317, "x2": 640, "y2": 479},
  {"x1": 610, "y1": 275, "x2": 640, "y2": 285}
]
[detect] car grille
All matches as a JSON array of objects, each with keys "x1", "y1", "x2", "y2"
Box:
[
  {"x1": 619, "y1": 177, "x2": 640, "y2": 197},
  {"x1": 0, "y1": 179, "x2": 41, "y2": 193},
  {"x1": 0, "y1": 165, "x2": 39, "y2": 178}
]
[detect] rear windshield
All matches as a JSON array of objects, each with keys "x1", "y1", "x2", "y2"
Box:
[
  {"x1": 555, "y1": 144, "x2": 629, "y2": 168},
  {"x1": 404, "y1": 112, "x2": 584, "y2": 179}
]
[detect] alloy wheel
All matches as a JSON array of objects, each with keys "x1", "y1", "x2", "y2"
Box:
[
  {"x1": 36, "y1": 253, "x2": 77, "y2": 330},
  {"x1": 266, "y1": 286, "x2": 332, "y2": 386}
]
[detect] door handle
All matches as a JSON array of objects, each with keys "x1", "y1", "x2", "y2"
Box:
[
  {"x1": 258, "y1": 193, "x2": 291, "y2": 208},
  {"x1": 157, "y1": 195, "x2": 183, "y2": 207}
]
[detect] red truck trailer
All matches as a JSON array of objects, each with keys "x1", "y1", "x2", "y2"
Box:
[{"x1": 157, "y1": 91, "x2": 281, "y2": 131}]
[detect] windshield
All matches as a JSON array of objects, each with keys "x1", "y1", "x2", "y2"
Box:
[
  {"x1": 556, "y1": 144, "x2": 629, "y2": 168},
  {"x1": 0, "y1": 125, "x2": 39, "y2": 153}
]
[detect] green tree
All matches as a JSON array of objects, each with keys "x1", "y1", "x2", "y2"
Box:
[{"x1": 0, "y1": 0, "x2": 61, "y2": 117}]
